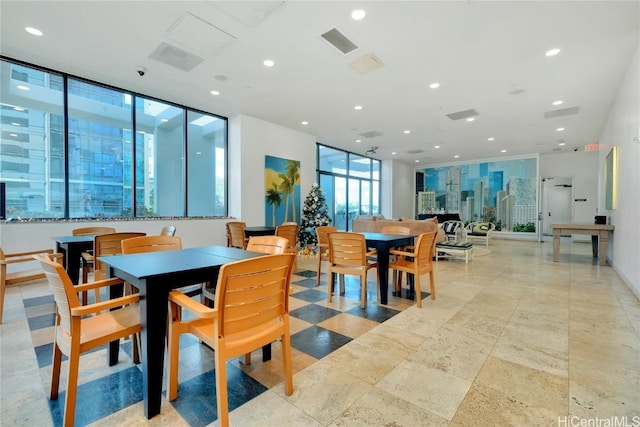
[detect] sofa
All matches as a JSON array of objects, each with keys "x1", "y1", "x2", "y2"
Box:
[{"x1": 352, "y1": 216, "x2": 446, "y2": 243}]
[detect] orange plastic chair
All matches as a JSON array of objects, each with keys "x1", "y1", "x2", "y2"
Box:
[
  {"x1": 315, "y1": 226, "x2": 337, "y2": 286},
  {"x1": 327, "y1": 232, "x2": 379, "y2": 309},
  {"x1": 35, "y1": 253, "x2": 140, "y2": 427},
  {"x1": 75, "y1": 226, "x2": 116, "y2": 295},
  {"x1": 166, "y1": 254, "x2": 295, "y2": 427},
  {"x1": 388, "y1": 231, "x2": 437, "y2": 308},
  {"x1": 226, "y1": 221, "x2": 247, "y2": 249},
  {"x1": 276, "y1": 223, "x2": 298, "y2": 269}
]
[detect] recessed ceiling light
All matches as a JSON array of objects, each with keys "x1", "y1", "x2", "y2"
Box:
[
  {"x1": 415, "y1": 160, "x2": 420, "y2": 163},
  {"x1": 429, "y1": 82, "x2": 440, "y2": 89},
  {"x1": 16, "y1": 85, "x2": 30, "y2": 91},
  {"x1": 391, "y1": 152, "x2": 397, "y2": 155},
  {"x1": 13, "y1": 107, "x2": 25, "y2": 111},
  {"x1": 354, "y1": 105, "x2": 363, "y2": 110},
  {"x1": 301, "y1": 121, "x2": 309, "y2": 125},
  {"x1": 488, "y1": 137, "x2": 495, "y2": 141},
  {"x1": 454, "y1": 155, "x2": 460, "y2": 158},
  {"x1": 501, "y1": 149, "x2": 507, "y2": 153},
  {"x1": 556, "y1": 127, "x2": 565, "y2": 132},
  {"x1": 403, "y1": 130, "x2": 411, "y2": 134},
  {"x1": 466, "y1": 117, "x2": 475, "y2": 122},
  {"x1": 25, "y1": 27, "x2": 43, "y2": 36},
  {"x1": 351, "y1": 9, "x2": 366, "y2": 20},
  {"x1": 210, "y1": 90, "x2": 220, "y2": 96},
  {"x1": 355, "y1": 139, "x2": 361, "y2": 143},
  {"x1": 160, "y1": 118, "x2": 168, "y2": 123},
  {"x1": 545, "y1": 48, "x2": 560, "y2": 57},
  {"x1": 434, "y1": 145, "x2": 440, "y2": 149},
  {"x1": 263, "y1": 59, "x2": 275, "y2": 67},
  {"x1": 558, "y1": 142, "x2": 566, "y2": 146},
  {"x1": 552, "y1": 100, "x2": 563, "y2": 106}
]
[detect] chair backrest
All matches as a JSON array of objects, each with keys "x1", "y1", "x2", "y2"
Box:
[
  {"x1": 414, "y1": 231, "x2": 438, "y2": 267},
  {"x1": 72, "y1": 226, "x2": 116, "y2": 236},
  {"x1": 246, "y1": 236, "x2": 288, "y2": 255},
  {"x1": 35, "y1": 254, "x2": 80, "y2": 337},
  {"x1": 275, "y1": 224, "x2": 298, "y2": 254},
  {"x1": 328, "y1": 232, "x2": 368, "y2": 267},
  {"x1": 226, "y1": 221, "x2": 247, "y2": 249},
  {"x1": 160, "y1": 225, "x2": 176, "y2": 236},
  {"x1": 381, "y1": 225, "x2": 411, "y2": 235},
  {"x1": 316, "y1": 226, "x2": 337, "y2": 246},
  {"x1": 121, "y1": 235, "x2": 182, "y2": 254},
  {"x1": 93, "y1": 232, "x2": 146, "y2": 280},
  {"x1": 214, "y1": 253, "x2": 295, "y2": 338}
]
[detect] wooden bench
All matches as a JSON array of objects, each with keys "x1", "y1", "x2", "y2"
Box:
[{"x1": 0, "y1": 247, "x2": 54, "y2": 323}]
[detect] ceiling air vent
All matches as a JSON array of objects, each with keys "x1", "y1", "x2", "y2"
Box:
[
  {"x1": 446, "y1": 109, "x2": 479, "y2": 121},
  {"x1": 321, "y1": 28, "x2": 358, "y2": 54},
  {"x1": 349, "y1": 53, "x2": 384, "y2": 74},
  {"x1": 358, "y1": 130, "x2": 383, "y2": 138},
  {"x1": 544, "y1": 106, "x2": 580, "y2": 119},
  {"x1": 406, "y1": 149, "x2": 425, "y2": 154},
  {"x1": 149, "y1": 42, "x2": 204, "y2": 72}
]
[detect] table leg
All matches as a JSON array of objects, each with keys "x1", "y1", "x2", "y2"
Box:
[
  {"x1": 598, "y1": 231, "x2": 608, "y2": 266},
  {"x1": 377, "y1": 247, "x2": 390, "y2": 305},
  {"x1": 67, "y1": 246, "x2": 81, "y2": 286},
  {"x1": 552, "y1": 230, "x2": 560, "y2": 262},
  {"x1": 140, "y1": 285, "x2": 168, "y2": 419}
]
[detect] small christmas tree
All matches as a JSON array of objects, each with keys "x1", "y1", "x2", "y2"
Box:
[{"x1": 298, "y1": 183, "x2": 332, "y2": 249}]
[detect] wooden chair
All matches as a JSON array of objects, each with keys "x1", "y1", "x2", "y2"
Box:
[
  {"x1": 327, "y1": 232, "x2": 379, "y2": 309},
  {"x1": 315, "y1": 226, "x2": 337, "y2": 286},
  {"x1": 160, "y1": 225, "x2": 176, "y2": 236},
  {"x1": 166, "y1": 254, "x2": 295, "y2": 427},
  {"x1": 276, "y1": 223, "x2": 298, "y2": 269},
  {"x1": 202, "y1": 235, "x2": 289, "y2": 307},
  {"x1": 380, "y1": 225, "x2": 411, "y2": 235},
  {"x1": 34, "y1": 253, "x2": 140, "y2": 427},
  {"x1": 226, "y1": 221, "x2": 247, "y2": 249},
  {"x1": 121, "y1": 236, "x2": 201, "y2": 320},
  {"x1": 74, "y1": 226, "x2": 116, "y2": 294},
  {"x1": 388, "y1": 231, "x2": 437, "y2": 308},
  {"x1": 0, "y1": 247, "x2": 54, "y2": 323}
]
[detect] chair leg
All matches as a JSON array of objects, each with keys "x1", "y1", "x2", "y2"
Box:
[
  {"x1": 215, "y1": 349, "x2": 230, "y2": 427},
  {"x1": 167, "y1": 310, "x2": 181, "y2": 401},
  {"x1": 316, "y1": 256, "x2": 322, "y2": 286},
  {"x1": 360, "y1": 272, "x2": 366, "y2": 309},
  {"x1": 281, "y1": 326, "x2": 294, "y2": 396},
  {"x1": 63, "y1": 349, "x2": 81, "y2": 427},
  {"x1": 50, "y1": 342, "x2": 63, "y2": 399},
  {"x1": 414, "y1": 271, "x2": 422, "y2": 308},
  {"x1": 429, "y1": 270, "x2": 436, "y2": 299},
  {"x1": 244, "y1": 352, "x2": 252, "y2": 365},
  {"x1": 0, "y1": 276, "x2": 5, "y2": 324}
]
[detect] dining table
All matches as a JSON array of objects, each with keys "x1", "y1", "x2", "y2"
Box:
[
  {"x1": 51, "y1": 235, "x2": 95, "y2": 285},
  {"x1": 101, "y1": 245, "x2": 264, "y2": 419},
  {"x1": 244, "y1": 225, "x2": 276, "y2": 237},
  {"x1": 358, "y1": 232, "x2": 417, "y2": 305}
]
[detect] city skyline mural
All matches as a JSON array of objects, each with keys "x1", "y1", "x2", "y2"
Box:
[{"x1": 417, "y1": 157, "x2": 538, "y2": 232}]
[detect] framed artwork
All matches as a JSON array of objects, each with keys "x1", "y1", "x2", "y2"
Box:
[
  {"x1": 265, "y1": 156, "x2": 300, "y2": 226},
  {"x1": 605, "y1": 146, "x2": 618, "y2": 210}
]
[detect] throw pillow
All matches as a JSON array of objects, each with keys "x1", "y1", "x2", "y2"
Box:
[{"x1": 471, "y1": 222, "x2": 491, "y2": 235}]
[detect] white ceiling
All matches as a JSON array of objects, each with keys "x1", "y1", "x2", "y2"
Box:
[{"x1": 1, "y1": 1, "x2": 638, "y2": 165}]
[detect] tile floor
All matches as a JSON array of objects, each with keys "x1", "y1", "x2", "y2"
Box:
[{"x1": 1, "y1": 238, "x2": 638, "y2": 426}]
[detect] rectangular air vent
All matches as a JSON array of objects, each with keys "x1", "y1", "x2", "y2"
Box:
[
  {"x1": 349, "y1": 53, "x2": 384, "y2": 74},
  {"x1": 321, "y1": 28, "x2": 358, "y2": 54},
  {"x1": 406, "y1": 149, "x2": 425, "y2": 154},
  {"x1": 544, "y1": 106, "x2": 580, "y2": 119},
  {"x1": 358, "y1": 130, "x2": 383, "y2": 138},
  {"x1": 149, "y1": 42, "x2": 204, "y2": 72},
  {"x1": 446, "y1": 109, "x2": 479, "y2": 121}
]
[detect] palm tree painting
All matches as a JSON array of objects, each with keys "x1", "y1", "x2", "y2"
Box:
[{"x1": 265, "y1": 155, "x2": 300, "y2": 226}]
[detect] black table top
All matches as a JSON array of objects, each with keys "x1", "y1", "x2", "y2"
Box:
[
  {"x1": 359, "y1": 232, "x2": 418, "y2": 242},
  {"x1": 52, "y1": 235, "x2": 95, "y2": 244},
  {"x1": 101, "y1": 245, "x2": 262, "y2": 280},
  {"x1": 245, "y1": 226, "x2": 276, "y2": 232}
]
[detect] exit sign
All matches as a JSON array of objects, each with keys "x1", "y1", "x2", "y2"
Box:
[{"x1": 585, "y1": 143, "x2": 600, "y2": 151}]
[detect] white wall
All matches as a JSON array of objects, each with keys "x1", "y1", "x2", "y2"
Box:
[
  {"x1": 230, "y1": 114, "x2": 317, "y2": 226},
  {"x1": 597, "y1": 45, "x2": 640, "y2": 298},
  {"x1": 389, "y1": 160, "x2": 415, "y2": 219}
]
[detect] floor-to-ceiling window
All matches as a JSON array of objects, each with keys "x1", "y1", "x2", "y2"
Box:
[
  {"x1": 317, "y1": 144, "x2": 380, "y2": 231},
  {"x1": 0, "y1": 58, "x2": 227, "y2": 219}
]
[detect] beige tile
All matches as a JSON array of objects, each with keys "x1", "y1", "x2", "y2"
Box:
[
  {"x1": 442, "y1": 311, "x2": 505, "y2": 346},
  {"x1": 239, "y1": 343, "x2": 317, "y2": 388},
  {"x1": 329, "y1": 386, "x2": 448, "y2": 427},
  {"x1": 569, "y1": 380, "x2": 640, "y2": 419},
  {"x1": 87, "y1": 398, "x2": 189, "y2": 427},
  {"x1": 225, "y1": 391, "x2": 321, "y2": 427},
  {"x1": 317, "y1": 312, "x2": 379, "y2": 339},
  {"x1": 492, "y1": 334, "x2": 569, "y2": 378},
  {"x1": 376, "y1": 359, "x2": 471, "y2": 420},
  {"x1": 356, "y1": 323, "x2": 426, "y2": 359},
  {"x1": 475, "y1": 356, "x2": 568, "y2": 415},
  {"x1": 450, "y1": 382, "x2": 563, "y2": 427},
  {"x1": 272, "y1": 361, "x2": 371, "y2": 425}
]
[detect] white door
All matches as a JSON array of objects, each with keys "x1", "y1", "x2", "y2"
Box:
[{"x1": 542, "y1": 177, "x2": 573, "y2": 235}]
